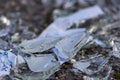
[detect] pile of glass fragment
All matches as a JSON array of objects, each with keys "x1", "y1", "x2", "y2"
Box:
[{"x1": 0, "y1": 5, "x2": 118, "y2": 80}]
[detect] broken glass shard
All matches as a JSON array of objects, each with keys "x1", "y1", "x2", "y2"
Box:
[
  {"x1": 20, "y1": 28, "x2": 86, "y2": 54},
  {"x1": 54, "y1": 5, "x2": 104, "y2": 30},
  {"x1": 53, "y1": 32, "x2": 89, "y2": 64},
  {"x1": 15, "y1": 54, "x2": 60, "y2": 80},
  {"x1": 39, "y1": 22, "x2": 86, "y2": 38},
  {"x1": 19, "y1": 37, "x2": 62, "y2": 53},
  {"x1": 38, "y1": 5, "x2": 104, "y2": 38},
  {"x1": 0, "y1": 49, "x2": 16, "y2": 76},
  {"x1": 24, "y1": 54, "x2": 60, "y2": 72},
  {"x1": 16, "y1": 5, "x2": 105, "y2": 80},
  {"x1": 15, "y1": 64, "x2": 59, "y2": 80},
  {"x1": 62, "y1": 28, "x2": 86, "y2": 37},
  {"x1": 74, "y1": 61, "x2": 90, "y2": 72},
  {"x1": 83, "y1": 65, "x2": 112, "y2": 80},
  {"x1": 52, "y1": 47, "x2": 69, "y2": 64},
  {"x1": 56, "y1": 5, "x2": 104, "y2": 29},
  {"x1": 73, "y1": 55, "x2": 109, "y2": 75}
]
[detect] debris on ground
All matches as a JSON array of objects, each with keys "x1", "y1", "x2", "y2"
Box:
[{"x1": 0, "y1": 0, "x2": 120, "y2": 80}]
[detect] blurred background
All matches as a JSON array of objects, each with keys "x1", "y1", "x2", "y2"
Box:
[{"x1": 0, "y1": 0, "x2": 120, "y2": 35}]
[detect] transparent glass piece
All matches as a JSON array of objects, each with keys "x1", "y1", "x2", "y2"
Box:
[
  {"x1": 53, "y1": 33, "x2": 89, "y2": 64},
  {"x1": 19, "y1": 37, "x2": 62, "y2": 53},
  {"x1": 15, "y1": 54, "x2": 60, "y2": 80},
  {"x1": 73, "y1": 55, "x2": 109, "y2": 75},
  {"x1": 24, "y1": 54, "x2": 60, "y2": 72},
  {"x1": 38, "y1": 5, "x2": 104, "y2": 38},
  {"x1": 0, "y1": 50, "x2": 16, "y2": 76},
  {"x1": 83, "y1": 65, "x2": 112, "y2": 80}
]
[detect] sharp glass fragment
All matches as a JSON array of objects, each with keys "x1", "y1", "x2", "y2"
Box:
[
  {"x1": 83, "y1": 65, "x2": 112, "y2": 80},
  {"x1": 38, "y1": 5, "x2": 104, "y2": 38},
  {"x1": 15, "y1": 55, "x2": 60, "y2": 80},
  {"x1": 53, "y1": 32, "x2": 89, "y2": 64},
  {"x1": 73, "y1": 55, "x2": 109, "y2": 75},
  {"x1": 0, "y1": 0, "x2": 119, "y2": 79},
  {"x1": 19, "y1": 37, "x2": 62, "y2": 53},
  {"x1": 24, "y1": 54, "x2": 60, "y2": 72},
  {"x1": 20, "y1": 28, "x2": 86, "y2": 54},
  {"x1": 74, "y1": 61, "x2": 90, "y2": 72},
  {"x1": 60, "y1": 5, "x2": 104, "y2": 27},
  {"x1": 62, "y1": 28, "x2": 86, "y2": 37},
  {"x1": 15, "y1": 64, "x2": 59, "y2": 80},
  {"x1": 0, "y1": 49, "x2": 16, "y2": 76},
  {"x1": 52, "y1": 47, "x2": 69, "y2": 64}
]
